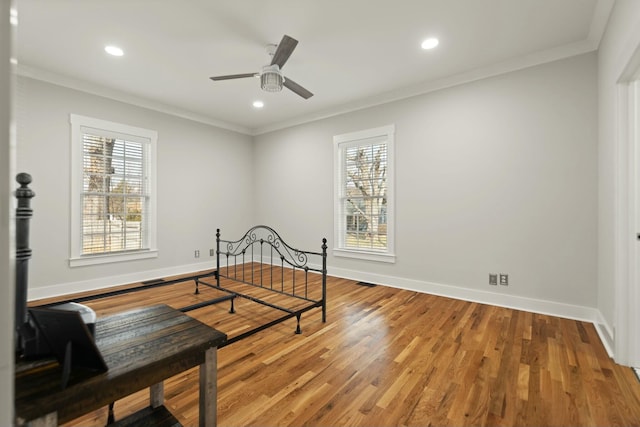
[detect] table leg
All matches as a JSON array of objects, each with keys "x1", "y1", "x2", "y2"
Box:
[
  {"x1": 150, "y1": 382, "x2": 164, "y2": 408},
  {"x1": 199, "y1": 347, "x2": 217, "y2": 427}
]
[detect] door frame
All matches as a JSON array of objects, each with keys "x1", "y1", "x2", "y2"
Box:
[{"x1": 616, "y1": 60, "x2": 640, "y2": 367}]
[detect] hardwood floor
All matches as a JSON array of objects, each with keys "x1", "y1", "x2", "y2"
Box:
[{"x1": 39, "y1": 272, "x2": 640, "y2": 426}]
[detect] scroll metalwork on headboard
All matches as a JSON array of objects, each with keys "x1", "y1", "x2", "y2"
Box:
[{"x1": 218, "y1": 225, "x2": 320, "y2": 271}]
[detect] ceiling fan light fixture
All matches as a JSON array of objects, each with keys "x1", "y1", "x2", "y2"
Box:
[{"x1": 260, "y1": 65, "x2": 284, "y2": 92}]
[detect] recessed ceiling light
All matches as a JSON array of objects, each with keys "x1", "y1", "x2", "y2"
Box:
[
  {"x1": 105, "y1": 45, "x2": 124, "y2": 57},
  {"x1": 253, "y1": 100, "x2": 264, "y2": 109},
  {"x1": 10, "y1": 58, "x2": 18, "y2": 65},
  {"x1": 421, "y1": 38, "x2": 439, "y2": 50}
]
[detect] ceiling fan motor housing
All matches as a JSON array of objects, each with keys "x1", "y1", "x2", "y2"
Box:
[
  {"x1": 210, "y1": 35, "x2": 312, "y2": 98},
  {"x1": 261, "y1": 64, "x2": 284, "y2": 92}
]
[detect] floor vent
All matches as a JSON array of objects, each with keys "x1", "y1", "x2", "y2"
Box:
[
  {"x1": 141, "y1": 278, "x2": 165, "y2": 285},
  {"x1": 357, "y1": 281, "x2": 377, "y2": 287}
]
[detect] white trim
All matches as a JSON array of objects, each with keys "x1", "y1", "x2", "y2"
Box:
[
  {"x1": 27, "y1": 261, "x2": 216, "y2": 301},
  {"x1": 631, "y1": 80, "x2": 640, "y2": 367},
  {"x1": 332, "y1": 248, "x2": 395, "y2": 263},
  {"x1": 324, "y1": 263, "x2": 615, "y2": 354},
  {"x1": 30, "y1": 257, "x2": 602, "y2": 325},
  {"x1": 327, "y1": 265, "x2": 599, "y2": 323},
  {"x1": 27, "y1": 257, "x2": 614, "y2": 357},
  {"x1": 69, "y1": 114, "x2": 158, "y2": 267},
  {"x1": 615, "y1": 82, "x2": 632, "y2": 365},
  {"x1": 18, "y1": 64, "x2": 252, "y2": 135},
  {"x1": 254, "y1": 40, "x2": 598, "y2": 135},
  {"x1": 69, "y1": 249, "x2": 158, "y2": 267},
  {"x1": 587, "y1": 0, "x2": 615, "y2": 49},
  {"x1": 614, "y1": 47, "x2": 640, "y2": 366},
  {"x1": 13, "y1": 40, "x2": 606, "y2": 138},
  {"x1": 595, "y1": 310, "x2": 616, "y2": 358}
]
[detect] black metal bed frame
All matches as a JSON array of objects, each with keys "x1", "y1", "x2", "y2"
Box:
[
  {"x1": 14, "y1": 173, "x2": 327, "y2": 351},
  {"x1": 192, "y1": 226, "x2": 328, "y2": 346}
]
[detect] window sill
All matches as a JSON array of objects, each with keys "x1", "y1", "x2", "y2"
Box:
[
  {"x1": 69, "y1": 249, "x2": 158, "y2": 267},
  {"x1": 333, "y1": 248, "x2": 396, "y2": 263}
]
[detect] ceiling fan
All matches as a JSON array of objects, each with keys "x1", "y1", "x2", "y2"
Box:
[{"x1": 210, "y1": 35, "x2": 313, "y2": 99}]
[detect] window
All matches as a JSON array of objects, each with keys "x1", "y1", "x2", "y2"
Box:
[
  {"x1": 70, "y1": 114, "x2": 157, "y2": 267},
  {"x1": 334, "y1": 125, "x2": 395, "y2": 263}
]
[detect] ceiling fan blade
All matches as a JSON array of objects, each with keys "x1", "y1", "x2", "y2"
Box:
[
  {"x1": 271, "y1": 35, "x2": 298, "y2": 68},
  {"x1": 283, "y1": 77, "x2": 313, "y2": 99},
  {"x1": 210, "y1": 73, "x2": 258, "y2": 81}
]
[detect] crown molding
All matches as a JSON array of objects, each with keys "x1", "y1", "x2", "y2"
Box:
[
  {"x1": 17, "y1": 0, "x2": 613, "y2": 140},
  {"x1": 252, "y1": 39, "x2": 598, "y2": 135},
  {"x1": 16, "y1": 64, "x2": 253, "y2": 135},
  {"x1": 587, "y1": 0, "x2": 615, "y2": 50}
]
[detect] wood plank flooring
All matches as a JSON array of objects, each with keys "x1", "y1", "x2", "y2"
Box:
[{"x1": 34, "y1": 271, "x2": 640, "y2": 426}]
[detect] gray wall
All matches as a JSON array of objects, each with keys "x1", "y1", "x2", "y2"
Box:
[
  {"x1": 16, "y1": 76, "x2": 254, "y2": 298},
  {"x1": 15, "y1": 52, "x2": 600, "y2": 322},
  {"x1": 254, "y1": 53, "x2": 598, "y2": 313}
]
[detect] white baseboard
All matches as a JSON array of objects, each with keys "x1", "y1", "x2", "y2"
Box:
[
  {"x1": 27, "y1": 260, "x2": 616, "y2": 360},
  {"x1": 27, "y1": 261, "x2": 216, "y2": 301},
  {"x1": 328, "y1": 265, "x2": 617, "y2": 359},
  {"x1": 594, "y1": 310, "x2": 615, "y2": 358},
  {"x1": 328, "y1": 265, "x2": 600, "y2": 323}
]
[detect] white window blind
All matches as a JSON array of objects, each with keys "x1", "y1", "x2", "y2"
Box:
[
  {"x1": 81, "y1": 132, "x2": 148, "y2": 254},
  {"x1": 70, "y1": 115, "x2": 157, "y2": 267},
  {"x1": 334, "y1": 125, "x2": 395, "y2": 263}
]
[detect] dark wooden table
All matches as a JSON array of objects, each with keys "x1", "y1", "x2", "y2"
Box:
[{"x1": 15, "y1": 304, "x2": 227, "y2": 426}]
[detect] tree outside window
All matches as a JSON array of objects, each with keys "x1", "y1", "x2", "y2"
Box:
[{"x1": 334, "y1": 125, "x2": 395, "y2": 263}]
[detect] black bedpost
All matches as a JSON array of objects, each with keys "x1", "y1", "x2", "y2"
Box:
[
  {"x1": 216, "y1": 228, "x2": 221, "y2": 287},
  {"x1": 15, "y1": 173, "x2": 36, "y2": 356},
  {"x1": 321, "y1": 237, "x2": 327, "y2": 323}
]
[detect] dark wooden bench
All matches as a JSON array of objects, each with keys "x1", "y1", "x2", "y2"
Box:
[{"x1": 15, "y1": 304, "x2": 226, "y2": 426}]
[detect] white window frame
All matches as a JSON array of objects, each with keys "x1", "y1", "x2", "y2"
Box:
[
  {"x1": 333, "y1": 124, "x2": 395, "y2": 263},
  {"x1": 69, "y1": 114, "x2": 158, "y2": 267}
]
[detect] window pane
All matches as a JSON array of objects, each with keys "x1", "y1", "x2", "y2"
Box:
[
  {"x1": 107, "y1": 195, "x2": 126, "y2": 218},
  {"x1": 83, "y1": 235, "x2": 106, "y2": 254},
  {"x1": 126, "y1": 197, "x2": 144, "y2": 221},
  {"x1": 343, "y1": 196, "x2": 387, "y2": 250},
  {"x1": 341, "y1": 140, "x2": 388, "y2": 251},
  {"x1": 336, "y1": 126, "x2": 395, "y2": 261},
  {"x1": 124, "y1": 223, "x2": 143, "y2": 250},
  {"x1": 81, "y1": 132, "x2": 148, "y2": 255}
]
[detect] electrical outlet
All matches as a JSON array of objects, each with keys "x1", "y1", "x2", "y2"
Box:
[
  {"x1": 499, "y1": 273, "x2": 508, "y2": 286},
  {"x1": 489, "y1": 274, "x2": 498, "y2": 286},
  {"x1": 195, "y1": 250, "x2": 200, "y2": 258},
  {"x1": 210, "y1": 249, "x2": 214, "y2": 256}
]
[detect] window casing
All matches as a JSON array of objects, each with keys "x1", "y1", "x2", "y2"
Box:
[
  {"x1": 70, "y1": 114, "x2": 157, "y2": 267},
  {"x1": 334, "y1": 125, "x2": 395, "y2": 263}
]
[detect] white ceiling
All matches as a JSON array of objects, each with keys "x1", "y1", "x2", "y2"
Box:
[{"x1": 14, "y1": 0, "x2": 613, "y2": 135}]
